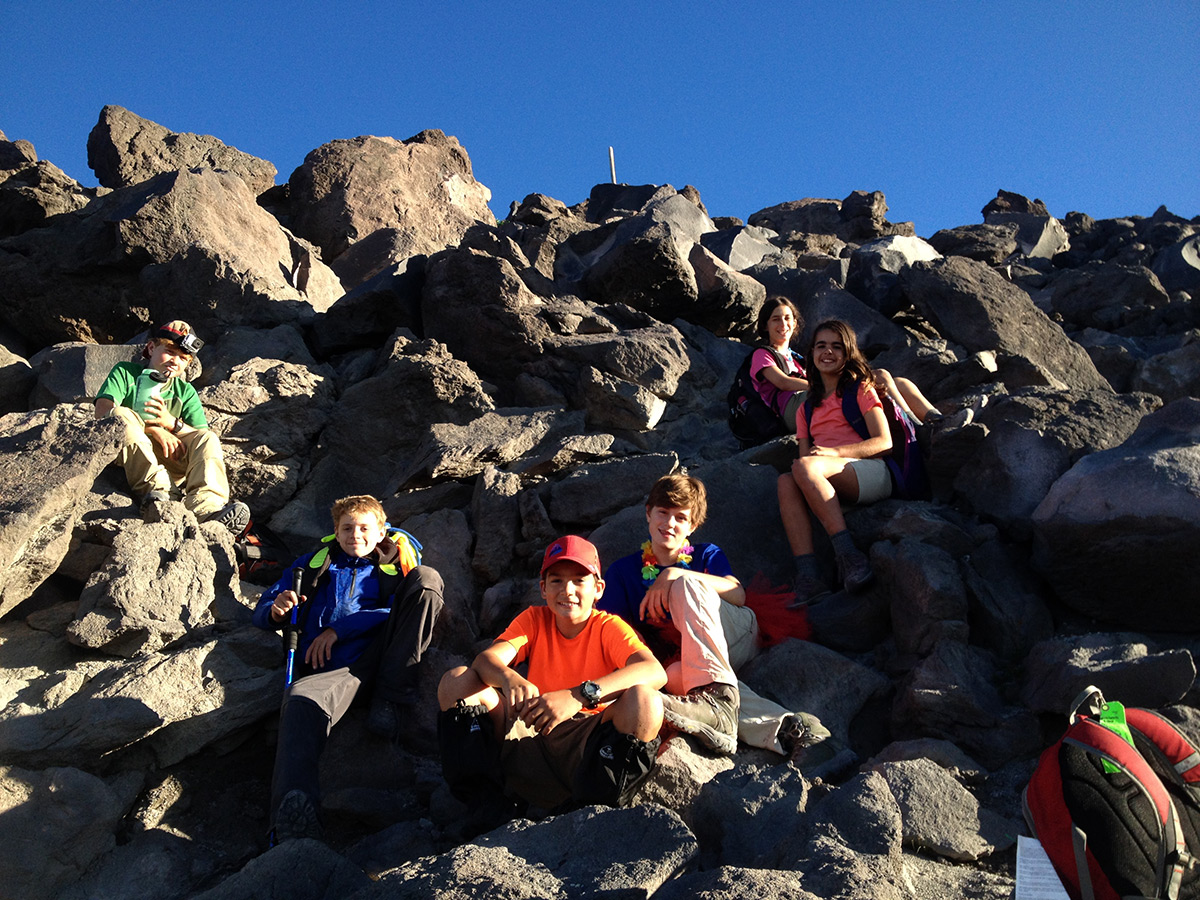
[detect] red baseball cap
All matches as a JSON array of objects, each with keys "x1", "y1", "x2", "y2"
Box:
[{"x1": 540, "y1": 535, "x2": 601, "y2": 577}]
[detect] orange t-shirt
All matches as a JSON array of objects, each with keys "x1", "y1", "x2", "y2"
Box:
[
  {"x1": 796, "y1": 383, "x2": 882, "y2": 448},
  {"x1": 497, "y1": 606, "x2": 649, "y2": 712}
]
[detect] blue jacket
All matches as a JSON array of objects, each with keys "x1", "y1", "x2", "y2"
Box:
[{"x1": 252, "y1": 544, "x2": 396, "y2": 674}]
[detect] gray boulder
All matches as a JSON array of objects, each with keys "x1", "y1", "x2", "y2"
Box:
[
  {"x1": 874, "y1": 539, "x2": 968, "y2": 660},
  {"x1": 961, "y1": 539, "x2": 1054, "y2": 660},
  {"x1": 1021, "y1": 634, "x2": 1196, "y2": 714},
  {"x1": 0, "y1": 406, "x2": 123, "y2": 619},
  {"x1": 1032, "y1": 398, "x2": 1200, "y2": 630},
  {"x1": 927, "y1": 223, "x2": 1019, "y2": 264},
  {"x1": 0, "y1": 342, "x2": 35, "y2": 414},
  {"x1": 1131, "y1": 338, "x2": 1200, "y2": 404},
  {"x1": 287, "y1": 129, "x2": 494, "y2": 263},
  {"x1": 952, "y1": 388, "x2": 1157, "y2": 538},
  {"x1": 193, "y1": 839, "x2": 371, "y2": 900},
  {"x1": 691, "y1": 762, "x2": 809, "y2": 868},
  {"x1": 687, "y1": 242, "x2": 767, "y2": 339},
  {"x1": 547, "y1": 453, "x2": 678, "y2": 526},
  {"x1": 899, "y1": 256, "x2": 1111, "y2": 393},
  {"x1": 983, "y1": 211, "x2": 1069, "y2": 259},
  {"x1": 0, "y1": 158, "x2": 95, "y2": 239},
  {"x1": 1152, "y1": 233, "x2": 1200, "y2": 296},
  {"x1": 1049, "y1": 262, "x2": 1170, "y2": 333},
  {"x1": 28, "y1": 342, "x2": 143, "y2": 408},
  {"x1": 312, "y1": 255, "x2": 426, "y2": 356},
  {"x1": 872, "y1": 758, "x2": 1015, "y2": 861},
  {"x1": 87, "y1": 105, "x2": 277, "y2": 194},
  {"x1": 845, "y1": 234, "x2": 941, "y2": 316},
  {"x1": 700, "y1": 224, "x2": 781, "y2": 271},
  {"x1": 67, "y1": 506, "x2": 241, "y2": 657},
  {"x1": 0, "y1": 764, "x2": 142, "y2": 900}
]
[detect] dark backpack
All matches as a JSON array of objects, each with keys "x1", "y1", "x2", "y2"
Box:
[
  {"x1": 803, "y1": 383, "x2": 931, "y2": 501},
  {"x1": 727, "y1": 346, "x2": 804, "y2": 449},
  {"x1": 1023, "y1": 686, "x2": 1200, "y2": 900},
  {"x1": 234, "y1": 518, "x2": 295, "y2": 585}
]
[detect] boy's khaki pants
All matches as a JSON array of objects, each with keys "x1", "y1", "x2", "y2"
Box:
[{"x1": 108, "y1": 405, "x2": 230, "y2": 517}]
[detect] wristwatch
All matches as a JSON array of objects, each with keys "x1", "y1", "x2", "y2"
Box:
[
  {"x1": 579, "y1": 680, "x2": 602, "y2": 709},
  {"x1": 171, "y1": 417, "x2": 183, "y2": 435}
]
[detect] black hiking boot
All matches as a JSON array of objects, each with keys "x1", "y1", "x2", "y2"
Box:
[
  {"x1": 272, "y1": 789, "x2": 321, "y2": 844},
  {"x1": 661, "y1": 683, "x2": 739, "y2": 755}
]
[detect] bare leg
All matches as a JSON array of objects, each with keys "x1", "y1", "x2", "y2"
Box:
[
  {"x1": 792, "y1": 455, "x2": 861, "y2": 538},
  {"x1": 778, "y1": 472, "x2": 816, "y2": 555},
  {"x1": 874, "y1": 368, "x2": 938, "y2": 423},
  {"x1": 602, "y1": 683, "x2": 664, "y2": 741},
  {"x1": 437, "y1": 666, "x2": 506, "y2": 738}
]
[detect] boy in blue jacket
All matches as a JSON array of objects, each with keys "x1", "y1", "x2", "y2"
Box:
[{"x1": 252, "y1": 494, "x2": 443, "y2": 843}]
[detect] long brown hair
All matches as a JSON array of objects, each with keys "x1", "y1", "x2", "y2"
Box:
[
  {"x1": 805, "y1": 319, "x2": 874, "y2": 407},
  {"x1": 755, "y1": 296, "x2": 802, "y2": 347}
]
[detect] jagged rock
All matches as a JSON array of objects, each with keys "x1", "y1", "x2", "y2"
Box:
[
  {"x1": 579, "y1": 366, "x2": 666, "y2": 431},
  {"x1": 700, "y1": 224, "x2": 780, "y2": 271},
  {"x1": 899, "y1": 256, "x2": 1111, "y2": 393},
  {"x1": 193, "y1": 838, "x2": 371, "y2": 900},
  {"x1": 396, "y1": 507, "x2": 477, "y2": 654},
  {"x1": 1131, "y1": 337, "x2": 1200, "y2": 403},
  {"x1": 395, "y1": 408, "x2": 584, "y2": 489},
  {"x1": 797, "y1": 832, "x2": 906, "y2": 900},
  {"x1": 421, "y1": 245, "x2": 551, "y2": 384},
  {"x1": 873, "y1": 539, "x2": 968, "y2": 660},
  {"x1": 961, "y1": 539, "x2": 1054, "y2": 660},
  {"x1": 547, "y1": 453, "x2": 677, "y2": 526},
  {"x1": 67, "y1": 506, "x2": 240, "y2": 657},
  {"x1": 740, "y1": 639, "x2": 890, "y2": 744},
  {"x1": 1151, "y1": 233, "x2": 1200, "y2": 296},
  {"x1": 0, "y1": 406, "x2": 124, "y2": 618},
  {"x1": 86, "y1": 105, "x2": 277, "y2": 194},
  {"x1": 1074, "y1": 327, "x2": 1144, "y2": 392},
  {"x1": 1032, "y1": 399, "x2": 1200, "y2": 630},
  {"x1": 269, "y1": 336, "x2": 494, "y2": 543},
  {"x1": 1021, "y1": 634, "x2": 1196, "y2": 713},
  {"x1": 793, "y1": 280, "x2": 908, "y2": 353},
  {"x1": 0, "y1": 343, "x2": 35, "y2": 414},
  {"x1": 200, "y1": 357, "x2": 337, "y2": 517},
  {"x1": 927, "y1": 223, "x2": 1019, "y2": 264},
  {"x1": 0, "y1": 168, "x2": 341, "y2": 348},
  {"x1": 845, "y1": 235, "x2": 941, "y2": 316},
  {"x1": 952, "y1": 388, "x2": 1158, "y2": 538},
  {"x1": 287, "y1": 130, "x2": 493, "y2": 263},
  {"x1": 28, "y1": 342, "x2": 146, "y2": 409},
  {"x1": 804, "y1": 771, "x2": 902, "y2": 861},
  {"x1": 0, "y1": 764, "x2": 142, "y2": 900},
  {"x1": 982, "y1": 190, "x2": 1049, "y2": 217},
  {"x1": 470, "y1": 466, "x2": 522, "y2": 583},
  {"x1": 749, "y1": 190, "x2": 914, "y2": 243},
  {"x1": 0, "y1": 133, "x2": 38, "y2": 169},
  {"x1": 0, "y1": 626, "x2": 280, "y2": 769},
  {"x1": 651, "y1": 866, "x2": 816, "y2": 900},
  {"x1": 634, "y1": 735, "x2": 736, "y2": 825},
  {"x1": 312, "y1": 255, "x2": 426, "y2": 356},
  {"x1": 893, "y1": 641, "x2": 1041, "y2": 769},
  {"x1": 806, "y1": 588, "x2": 893, "y2": 654},
  {"x1": 327, "y1": 226, "x2": 421, "y2": 290},
  {"x1": 687, "y1": 243, "x2": 767, "y2": 339},
  {"x1": 551, "y1": 320, "x2": 692, "y2": 399},
  {"x1": 0, "y1": 158, "x2": 95, "y2": 239},
  {"x1": 984, "y1": 211, "x2": 1070, "y2": 259},
  {"x1": 580, "y1": 189, "x2": 715, "y2": 321},
  {"x1": 872, "y1": 758, "x2": 1015, "y2": 861},
  {"x1": 691, "y1": 762, "x2": 809, "y2": 867},
  {"x1": 869, "y1": 739, "x2": 986, "y2": 783},
  {"x1": 1049, "y1": 262, "x2": 1170, "y2": 333}
]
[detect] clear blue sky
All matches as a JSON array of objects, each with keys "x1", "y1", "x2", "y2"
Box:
[{"x1": 4, "y1": 1, "x2": 1197, "y2": 237}]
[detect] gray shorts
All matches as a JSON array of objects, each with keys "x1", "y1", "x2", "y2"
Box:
[{"x1": 846, "y1": 458, "x2": 893, "y2": 504}]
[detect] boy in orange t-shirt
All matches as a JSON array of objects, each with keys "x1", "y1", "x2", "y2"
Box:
[{"x1": 437, "y1": 535, "x2": 665, "y2": 826}]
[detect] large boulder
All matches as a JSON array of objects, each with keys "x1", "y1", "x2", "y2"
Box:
[
  {"x1": 899, "y1": 256, "x2": 1112, "y2": 393},
  {"x1": 0, "y1": 157, "x2": 95, "y2": 239},
  {"x1": 1032, "y1": 398, "x2": 1200, "y2": 630},
  {"x1": 86, "y1": 105, "x2": 277, "y2": 194},
  {"x1": 287, "y1": 130, "x2": 494, "y2": 263},
  {"x1": 0, "y1": 168, "x2": 342, "y2": 348},
  {"x1": 845, "y1": 235, "x2": 941, "y2": 316},
  {"x1": 1151, "y1": 233, "x2": 1200, "y2": 296},
  {"x1": 0, "y1": 406, "x2": 124, "y2": 619},
  {"x1": 748, "y1": 190, "x2": 914, "y2": 243}
]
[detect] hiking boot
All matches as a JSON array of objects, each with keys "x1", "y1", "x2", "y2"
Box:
[
  {"x1": 778, "y1": 712, "x2": 832, "y2": 764},
  {"x1": 836, "y1": 546, "x2": 874, "y2": 593},
  {"x1": 788, "y1": 575, "x2": 832, "y2": 609},
  {"x1": 200, "y1": 500, "x2": 250, "y2": 536},
  {"x1": 272, "y1": 789, "x2": 321, "y2": 844},
  {"x1": 661, "y1": 683, "x2": 739, "y2": 756}
]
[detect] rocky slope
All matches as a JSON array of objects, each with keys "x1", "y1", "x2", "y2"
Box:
[{"x1": 0, "y1": 106, "x2": 1198, "y2": 899}]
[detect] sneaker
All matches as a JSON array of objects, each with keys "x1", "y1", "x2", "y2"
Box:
[
  {"x1": 836, "y1": 546, "x2": 874, "y2": 593},
  {"x1": 200, "y1": 500, "x2": 250, "y2": 536},
  {"x1": 272, "y1": 789, "x2": 321, "y2": 844},
  {"x1": 661, "y1": 683, "x2": 739, "y2": 756}
]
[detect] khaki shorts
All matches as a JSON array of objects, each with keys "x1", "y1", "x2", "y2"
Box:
[
  {"x1": 846, "y1": 458, "x2": 893, "y2": 505},
  {"x1": 499, "y1": 713, "x2": 607, "y2": 809}
]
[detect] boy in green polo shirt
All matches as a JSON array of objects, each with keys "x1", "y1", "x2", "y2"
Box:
[{"x1": 94, "y1": 320, "x2": 248, "y2": 534}]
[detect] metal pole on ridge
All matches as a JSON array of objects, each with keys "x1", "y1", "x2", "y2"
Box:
[{"x1": 609, "y1": 146, "x2": 616, "y2": 184}]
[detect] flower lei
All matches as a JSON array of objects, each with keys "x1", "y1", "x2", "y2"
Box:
[{"x1": 640, "y1": 540, "x2": 694, "y2": 587}]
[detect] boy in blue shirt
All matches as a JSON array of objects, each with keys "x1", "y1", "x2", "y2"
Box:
[{"x1": 253, "y1": 494, "x2": 443, "y2": 843}]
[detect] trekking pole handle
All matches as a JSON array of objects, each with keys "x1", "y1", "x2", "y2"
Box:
[{"x1": 284, "y1": 567, "x2": 303, "y2": 652}]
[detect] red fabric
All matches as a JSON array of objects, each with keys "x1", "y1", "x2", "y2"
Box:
[
  {"x1": 1127, "y1": 708, "x2": 1200, "y2": 783},
  {"x1": 743, "y1": 573, "x2": 811, "y2": 647}
]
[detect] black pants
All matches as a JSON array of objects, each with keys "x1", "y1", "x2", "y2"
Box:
[{"x1": 269, "y1": 565, "x2": 443, "y2": 824}]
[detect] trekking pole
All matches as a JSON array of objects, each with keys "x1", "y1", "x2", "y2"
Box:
[{"x1": 283, "y1": 566, "x2": 304, "y2": 687}]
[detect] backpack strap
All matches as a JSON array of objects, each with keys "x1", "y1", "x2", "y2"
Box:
[{"x1": 1127, "y1": 709, "x2": 1200, "y2": 786}]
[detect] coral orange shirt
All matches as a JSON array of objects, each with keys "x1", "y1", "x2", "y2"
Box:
[
  {"x1": 497, "y1": 606, "x2": 649, "y2": 713},
  {"x1": 796, "y1": 383, "x2": 882, "y2": 448}
]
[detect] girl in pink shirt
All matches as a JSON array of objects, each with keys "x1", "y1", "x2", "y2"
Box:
[{"x1": 778, "y1": 320, "x2": 893, "y2": 604}]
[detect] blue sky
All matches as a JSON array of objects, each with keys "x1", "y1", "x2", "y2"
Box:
[{"x1": 4, "y1": 2, "x2": 1197, "y2": 237}]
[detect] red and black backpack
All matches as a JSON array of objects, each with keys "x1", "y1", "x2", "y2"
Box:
[{"x1": 1023, "y1": 686, "x2": 1200, "y2": 900}]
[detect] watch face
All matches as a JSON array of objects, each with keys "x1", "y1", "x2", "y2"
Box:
[{"x1": 582, "y1": 681, "x2": 601, "y2": 705}]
